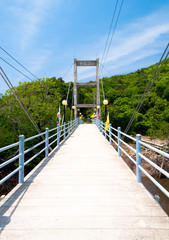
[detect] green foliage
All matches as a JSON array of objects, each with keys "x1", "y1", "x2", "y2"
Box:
[
  {"x1": 0, "y1": 58, "x2": 169, "y2": 160},
  {"x1": 100, "y1": 58, "x2": 169, "y2": 139},
  {"x1": 0, "y1": 78, "x2": 73, "y2": 164}
]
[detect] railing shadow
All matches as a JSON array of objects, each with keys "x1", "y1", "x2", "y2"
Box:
[{"x1": 0, "y1": 127, "x2": 77, "y2": 233}]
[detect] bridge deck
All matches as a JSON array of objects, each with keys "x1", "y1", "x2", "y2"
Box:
[{"x1": 0, "y1": 125, "x2": 169, "y2": 239}]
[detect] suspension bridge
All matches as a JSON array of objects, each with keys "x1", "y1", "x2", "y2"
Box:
[
  {"x1": 0, "y1": 0, "x2": 169, "y2": 235},
  {"x1": 0, "y1": 49, "x2": 169, "y2": 239}
]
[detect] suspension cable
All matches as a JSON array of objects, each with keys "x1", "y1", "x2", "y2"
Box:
[
  {"x1": 0, "y1": 46, "x2": 38, "y2": 80},
  {"x1": 124, "y1": 43, "x2": 169, "y2": 134},
  {"x1": 101, "y1": 0, "x2": 119, "y2": 64},
  {"x1": 100, "y1": 63, "x2": 126, "y2": 90},
  {"x1": 0, "y1": 57, "x2": 35, "y2": 81},
  {"x1": 102, "y1": 0, "x2": 124, "y2": 66},
  {"x1": 70, "y1": 87, "x2": 74, "y2": 121},
  {"x1": 66, "y1": 82, "x2": 71, "y2": 101},
  {"x1": 0, "y1": 67, "x2": 44, "y2": 139},
  {"x1": 101, "y1": 0, "x2": 124, "y2": 68},
  {"x1": 63, "y1": 63, "x2": 74, "y2": 80},
  {"x1": 61, "y1": 81, "x2": 72, "y2": 126}
]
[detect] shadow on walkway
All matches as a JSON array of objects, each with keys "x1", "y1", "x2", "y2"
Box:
[{"x1": 0, "y1": 131, "x2": 76, "y2": 233}]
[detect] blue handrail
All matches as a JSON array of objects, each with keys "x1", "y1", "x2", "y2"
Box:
[
  {"x1": 0, "y1": 118, "x2": 79, "y2": 186},
  {"x1": 95, "y1": 118, "x2": 169, "y2": 198}
]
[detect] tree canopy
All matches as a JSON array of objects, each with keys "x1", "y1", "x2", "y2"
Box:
[{"x1": 0, "y1": 58, "x2": 169, "y2": 152}]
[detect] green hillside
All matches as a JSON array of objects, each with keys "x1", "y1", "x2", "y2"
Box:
[
  {"x1": 0, "y1": 58, "x2": 169, "y2": 152},
  {"x1": 101, "y1": 59, "x2": 169, "y2": 138}
]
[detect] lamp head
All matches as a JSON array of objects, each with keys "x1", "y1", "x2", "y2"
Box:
[
  {"x1": 103, "y1": 99, "x2": 108, "y2": 105},
  {"x1": 62, "y1": 100, "x2": 68, "y2": 106}
]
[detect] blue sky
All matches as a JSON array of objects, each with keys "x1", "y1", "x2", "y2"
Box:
[{"x1": 0, "y1": 0, "x2": 169, "y2": 93}]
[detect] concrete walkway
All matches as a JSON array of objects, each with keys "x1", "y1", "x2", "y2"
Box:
[{"x1": 0, "y1": 124, "x2": 169, "y2": 239}]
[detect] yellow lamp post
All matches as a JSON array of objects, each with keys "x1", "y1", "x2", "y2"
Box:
[
  {"x1": 97, "y1": 105, "x2": 100, "y2": 119},
  {"x1": 72, "y1": 106, "x2": 75, "y2": 119},
  {"x1": 62, "y1": 100, "x2": 68, "y2": 122},
  {"x1": 103, "y1": 99, "x2": 108, "y2": 121}
]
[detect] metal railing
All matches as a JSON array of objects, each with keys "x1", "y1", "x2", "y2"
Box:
[
  {"x1": 0, "y1": 118, "x2": 79, "y2": 185},
  {"x1": 95, "y1": 118, "x2": 169, "y2": 198}
]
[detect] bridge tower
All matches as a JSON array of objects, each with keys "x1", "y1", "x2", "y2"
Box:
[{"x1": 74, "y1": 58, "x2": 100, "y2": 117}]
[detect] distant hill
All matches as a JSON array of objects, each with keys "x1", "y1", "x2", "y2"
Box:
[
  {"x1": 0, "y1": 59, "x2": 169, "y2": 153},
  {"x1": 99, "y1": 58, "x2": 169, "y2": 138}
]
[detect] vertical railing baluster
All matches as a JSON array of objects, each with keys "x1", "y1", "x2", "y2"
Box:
[
  {"x1": 105, "y1": 122, "x2": 106, "y2": 139},
  {"x1": 136, "y1": 134, "x2": 142, "y2": 183},
  {"x1": 109, "y1": 124, "x2": 112, "y2": 145},
  {"x1": 68, "y1": 121, "x2": 70, "y2": 135},
  {"x1": 102, "y1": 121, "x2": 103, "y2": 134},
  {"x1": 118, "y1": 127, "x2": 121, "y2": 157},
  {"x1": 57, "y1": 124, "x2": 60, "y2": 146},
  {"x1": 64, "y1": 122, "x2": 66, "y2": 140},
  {"x1": 100, "y1": 120, "x2": 102, "y2": 132},
  {"x1": 19, "y1": 135, "x2": 24, "y2": 183},
  {"x1": 45, "y1": 128, "x2": 49, "y2": 159}
]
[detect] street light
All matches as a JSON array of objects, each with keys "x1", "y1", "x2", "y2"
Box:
[
  {"x1": 103, "y1": 99, "x2": 108, "y2": 121},
  {"x1": 77, "y1": 108, "x2": 80, "y2": 117},
  {"x1": 72, "y1": 106, "x2": 75, "y2": 119},
  {"x1": 62, "y1": 100, "x2": 68, "y2": 122},
  {"x1": 97, "y1": 105, "x2": 100, "y2": 119}
]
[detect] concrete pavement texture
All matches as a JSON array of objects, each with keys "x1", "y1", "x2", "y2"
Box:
[{"x1": 0, "y1": 124, "x2": 169, "y2": 239}]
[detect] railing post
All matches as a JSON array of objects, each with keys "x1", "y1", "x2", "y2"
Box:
[
  {"x1": 109, "y1": 123, "x2": 112, "y2": 145},
  {"x1": 102, "y1": 121, "x2": 104, "y2": 135},
  {"x1": 136, "y1": 134, "x2": 142, "y2": 183},
  {"x1": 118, "y1": 127, "x2": 121, "y2": 157},
  {"x1": 45, "y1": 128, "x2": 49, "y2": 158},
  {"x1": 71, "y1": 120, "x2": 72, "y2": 133},
  {"x1": 64, "y1": 122, "x2": 66, "y2": 140},
  {"x1": 105, "y1": 122, "x2": 106, "y2": 139},
  {"x1": 100, "y1": 120, "x2": 102, "y2": 132},
  {"x1": 57, "y1": 124, "x2": 60, "y2": 146},
  {"x1": 68, "y1": 121, "x2": 70, "y2": 135},
  {"x1": 19, "y1": 135, "x2": 24, "y2": 183}
]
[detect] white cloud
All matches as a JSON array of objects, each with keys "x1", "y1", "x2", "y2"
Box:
[
  {"x1": 105, "y1": 24, "x2": 169, "y2": 64},
  {"x1": 77, "y1": 6, "x2": 169, "y2": 80},
  {"x1": 10, "y1": 0, "x2": 61, "y2": 50}
]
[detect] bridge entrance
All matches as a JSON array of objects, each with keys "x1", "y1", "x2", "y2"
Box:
[{"x1": 73, "y1": 58, "x2": 100, "y2": 118}]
